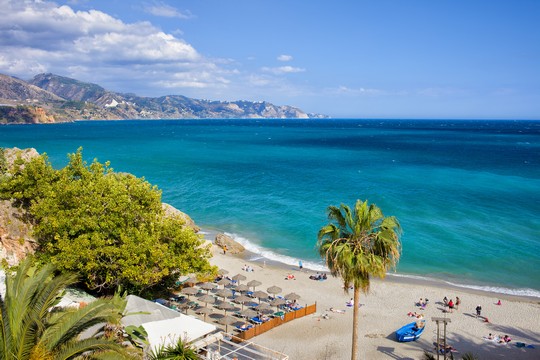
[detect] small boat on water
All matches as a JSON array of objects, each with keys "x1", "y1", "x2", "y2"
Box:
[{"x1": 395, "y1": 321, "x2": 425, "y2": 342}]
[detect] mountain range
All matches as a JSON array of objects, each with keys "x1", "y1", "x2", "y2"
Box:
[{"x1": 0, "y1": 73, "x2": 325, "y2": 124}]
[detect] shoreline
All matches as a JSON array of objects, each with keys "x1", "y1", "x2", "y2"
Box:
[
  {"x1": 200, "y1": 228, "x2": 540, "y2": 302},
  {"x1": 204, "y1": 239, "x2": 540, "y2": 359}
]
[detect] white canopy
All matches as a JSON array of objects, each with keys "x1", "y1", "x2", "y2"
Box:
[{"x1": 142, "y1": 313, "x2": 216, "y2": 351}]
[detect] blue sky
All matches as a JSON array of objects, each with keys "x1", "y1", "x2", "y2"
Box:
[{"x1": 1, "y1": 0, "x2": 539, "y2": 119}]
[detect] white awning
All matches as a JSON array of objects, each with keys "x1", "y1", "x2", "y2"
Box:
[{"x1": 142, "y1": 313, "x2": 217, "y2": 351}]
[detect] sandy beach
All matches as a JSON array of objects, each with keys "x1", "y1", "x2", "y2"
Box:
[{"x1": 205, "y1": 243, "x2": 539, "y2": 360}]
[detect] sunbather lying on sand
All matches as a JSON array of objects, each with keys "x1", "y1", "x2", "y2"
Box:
[{"x1": 329, "y1": 307, "x2": 346, "y2": 314}]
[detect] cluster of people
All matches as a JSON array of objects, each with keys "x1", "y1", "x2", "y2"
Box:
[
  {"x1": 416, "y1": 298, "x2": 429, "y2": 309},
  {"x1": 485, "y1": 333, "x2": 512, "y2": 344},
  {"x1": 241, "y1": 264, "x2": 254, "y2": 272},
  {"x1": 443, "y1": 296, "x2": 460, "y2": 313},
  {"x1": 309, "y1": 272, "x2": 327, "y2": 281}
]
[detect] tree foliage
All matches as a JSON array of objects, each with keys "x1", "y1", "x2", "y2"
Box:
[
  {"x1": 0, "y1": 148, "x2": 214, "y2": 294},
  {"x1": 317, "y1": 199, "x2": 402, "y2": 360},
  {"x1": 0, "y1": 258, "x2": 134, "y2": 360}
]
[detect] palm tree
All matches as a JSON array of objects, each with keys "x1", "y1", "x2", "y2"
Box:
[
  {"x1": 148, "y1": 337, "x2": 199, "y2": 360},
  {"x1": 317, "y1": 199, "x2": 402, "y2": 360},
  {"x1": 0, "y1": 258, "x2": 133, "y2": 360}
]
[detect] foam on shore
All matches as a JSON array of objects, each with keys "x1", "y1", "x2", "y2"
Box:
[{"x1": 201, "y1": 228, "x2": 540, "y2": 300}]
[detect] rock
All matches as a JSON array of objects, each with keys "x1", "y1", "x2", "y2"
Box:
[
  {"x1": 214, "y1": 233, "x2": 245, "y2": 254},
  {"x1": 0, "y1": 200, "x2": 38, "y2": 266},
  {"x1": 3, "y1": 147, "x2": 40, "y2": 171},
  {"x1": 161, "y1": 203, "x2": 200, "y2": 232}
]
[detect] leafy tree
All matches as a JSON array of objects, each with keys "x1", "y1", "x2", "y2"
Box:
[
  {"x1": 317, "y1": 200, "x2": 402, "y2": 360},
  {"x1": 1, "y1": 148, "x2": 215, "y2": 294},
  {"x1": 0, "y1": 147, "x2": 6, "y2": 174},
  {"x1": 0, "y1": 152, "x2": 57, "y2": 210},
  {"x1": 0, "y1": 258, "x2": 134, "y2": 360}
]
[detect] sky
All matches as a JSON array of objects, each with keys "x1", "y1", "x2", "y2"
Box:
[{"x1": 1, "y1": 0, "x2": 539, "y2": 119}]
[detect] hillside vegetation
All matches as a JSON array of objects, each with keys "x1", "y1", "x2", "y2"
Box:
[{"x1": 0, "y1": 148, "x2": 214, "y2": 295}]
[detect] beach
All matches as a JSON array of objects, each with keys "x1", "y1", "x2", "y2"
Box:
[{"x1": 207, "y1": 243, "x2": 539, "y2": 360}]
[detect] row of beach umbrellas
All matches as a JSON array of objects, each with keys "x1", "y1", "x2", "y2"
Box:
[{"x1": 178, "y1": 269, "x2": 302, "y2": 331}]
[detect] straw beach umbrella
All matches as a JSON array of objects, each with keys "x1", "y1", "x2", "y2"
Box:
[
  {"x1": 199, "y1": 282, "x2": 216, "y2": 293},
  {"x1": 217, "y1": 278, "x2": 231, "y2": 288},
  {"x1": 255, "y1": 302, "x2": 273, "y2": 314},
  {"x1": 267, "y1": 285, "x2": 282, "y2": 297},
  {"x1": 218, "y1": 315, "x2": 236, "y2": 333},
  {"x1": 285, "y1": 292, "x2": 301, "y2": 301},
  {"x1": 232, "y1": 274, "x2": 247, "y2": 285},
  {"x1": 198, "y1": 294, "x2": 216, "y2": 307},
  {"x1": 234, "y1": 295, "x2": 253, "y2": 310},
  {"x1": 247, "y1": 280, "x2": 262, "y2": 290},
  {"x1": 217, "y1": 301, "x2": 236, "y2": 315},
  {"x1": 270, "y1": 298, "x2": 286, "y2": 311},
  {"x1": 218, "y1": 268, "x2": 229, "y2": 275},
  {"x1": 216, "y1": 288, "x2": 233, "y2": 301},
  {"x1": 195, "y1": 306, "x2": 213, "y2": 321},
  {"x1": 234, "y1": 284, "x2": 249, "y2": 293},
  {"x1": 240, "y1": 308, "x2": 257, "y2": 319},
  {"x1": 253, "y1": 290, "x2": 268, "y2": 303},
  {"x1": 180, "y1": 286, "x2": 198, "y2": 299}
]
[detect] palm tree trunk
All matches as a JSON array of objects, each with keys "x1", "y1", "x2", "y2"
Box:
[{"x1": 351, "y1": 287, "x2": 360, "y2": 360}]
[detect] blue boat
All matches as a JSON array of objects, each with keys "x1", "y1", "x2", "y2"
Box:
[{"x1": 395, "y1": 321, "x2": 425, "y2": 342}]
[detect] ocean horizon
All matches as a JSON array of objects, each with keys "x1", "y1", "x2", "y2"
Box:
[{"x1": 1, "y1": 118, "x2": 539, "y2": 298}]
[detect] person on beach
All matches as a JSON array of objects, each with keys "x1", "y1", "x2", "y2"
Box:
[
  {"x1": 346, "y1": 298, "x2": 354, "y2": 307},
  {"x1": 476, "y1": 305, "x2": 482, "y2": 318},
  {"x1": 413, "y1": 314, "x2": 425, "y2": 330},
  {"x1": 443, "y1": 296, "x2": 448, "y2": 307},
  {"x1": 496, "y1": 299, "x2": 502, "y2": 305},
  {"x1": 298, "y1": 260, "x2": 303, "y2": 270},
  {"x1": 223, "y1": 245, "x2": 228, "y2": 255},
  {"x1": 448, "y1": 298, "x2": 454, "y2": 313},
  {"x1": 455, "y1": 296, "x2": 461, "y2": 310},
  {"x1": 499, "y1": 335, "x2": 511, "y2": 344}
]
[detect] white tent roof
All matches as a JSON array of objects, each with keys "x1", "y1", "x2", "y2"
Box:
[{"x1": 142, "y1": 313, "x2": 216, "y2": 351}]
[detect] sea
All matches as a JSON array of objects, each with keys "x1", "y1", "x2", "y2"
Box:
[{"x1": 1, "y1": 119, "x2": 539, "y2": 298}]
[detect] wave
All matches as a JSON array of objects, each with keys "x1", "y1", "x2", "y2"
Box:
[
  {"x1": 388, "y1": 274, "x2": 540, "y2": 299},
  {"x1": 210, "y1": 231, "x2": 540, "y2": 299},
  {"x1": 220, "y1": 231, "x2": 328, "y2": 272}
]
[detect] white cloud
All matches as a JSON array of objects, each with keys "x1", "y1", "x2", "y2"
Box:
[
  {"x1": 334, "y1": 85, "x2": 383, "y2": 95},
  {"x1": 277, "y1": 54, "x2": 293, "y2": 62},
  {"x1": 0, "y1": 0, "x2": 225, "y2": 94},
  {"x1": 262, "y1": 66, "x2": 305, "y2": 75},
  {"x1": 144, "y1": 2, "x2": 193, "y2": 19}
]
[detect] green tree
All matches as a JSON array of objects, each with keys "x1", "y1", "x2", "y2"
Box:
[
  {"x1": 0, "y1": 153, "x2": 57, "y2": 210},
  {"x1": 0, "y1": 258, "x2": 133, "y2": 360},
  {"x1": 0, "y1": 148, "x2": 215, "y2": 294},
  {"x1": 317, "y1": 200, "x2": 402, "y2": 360}
]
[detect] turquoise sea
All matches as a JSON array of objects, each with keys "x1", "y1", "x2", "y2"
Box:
[{"x1": 1, "y1": 119, "x2": 539, "y2": 297}]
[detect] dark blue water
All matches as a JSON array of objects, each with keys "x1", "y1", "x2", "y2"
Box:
[{"x1": 2, "y1": 119, "x2": 539, "y2": 297}]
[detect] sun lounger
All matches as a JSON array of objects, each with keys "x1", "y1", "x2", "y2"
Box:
[
  {"x1": 236, "y1": 324, "x2": 254, "y2": 331},
  {"x1": 250, "y1": 317, "x2": 263, "y2": 325}
]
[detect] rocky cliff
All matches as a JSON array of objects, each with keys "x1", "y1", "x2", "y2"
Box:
[{"x1": 0, "y1": 72, "x2": 326, "y2": 123}]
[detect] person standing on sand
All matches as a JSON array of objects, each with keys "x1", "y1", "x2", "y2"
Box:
[
  {"x1": 455, "y1": 296, "x2": 461, "y2": 310},
  {"x1": 476, "y1": 305, "x2": 482, "y2": 318},
  {"x1": 299, "y1": 260, "x2": 303, "y2": 270},
  {"x1": 223, "y1": 245, "x2": 228, "y2": 255}
]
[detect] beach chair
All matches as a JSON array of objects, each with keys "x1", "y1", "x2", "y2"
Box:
[{"x1": 250, "y1": 317, "x2": 263, "y2": 325}]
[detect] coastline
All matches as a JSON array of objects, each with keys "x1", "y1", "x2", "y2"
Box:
[
  {"x1": 204, "y1": 238, "x2": 540, "y2": 359},
  {"x1": 200, "y1": 228, "x2": 540, "y2": 302}
]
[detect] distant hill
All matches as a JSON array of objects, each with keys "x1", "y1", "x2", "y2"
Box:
[{"x1": 0, "y1": 72, "x2": 326, "y2": 124}]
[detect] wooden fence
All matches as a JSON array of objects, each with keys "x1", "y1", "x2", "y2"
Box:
[{"x1": 234, "y1": 303, "x2": 317, "y2": 341}]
